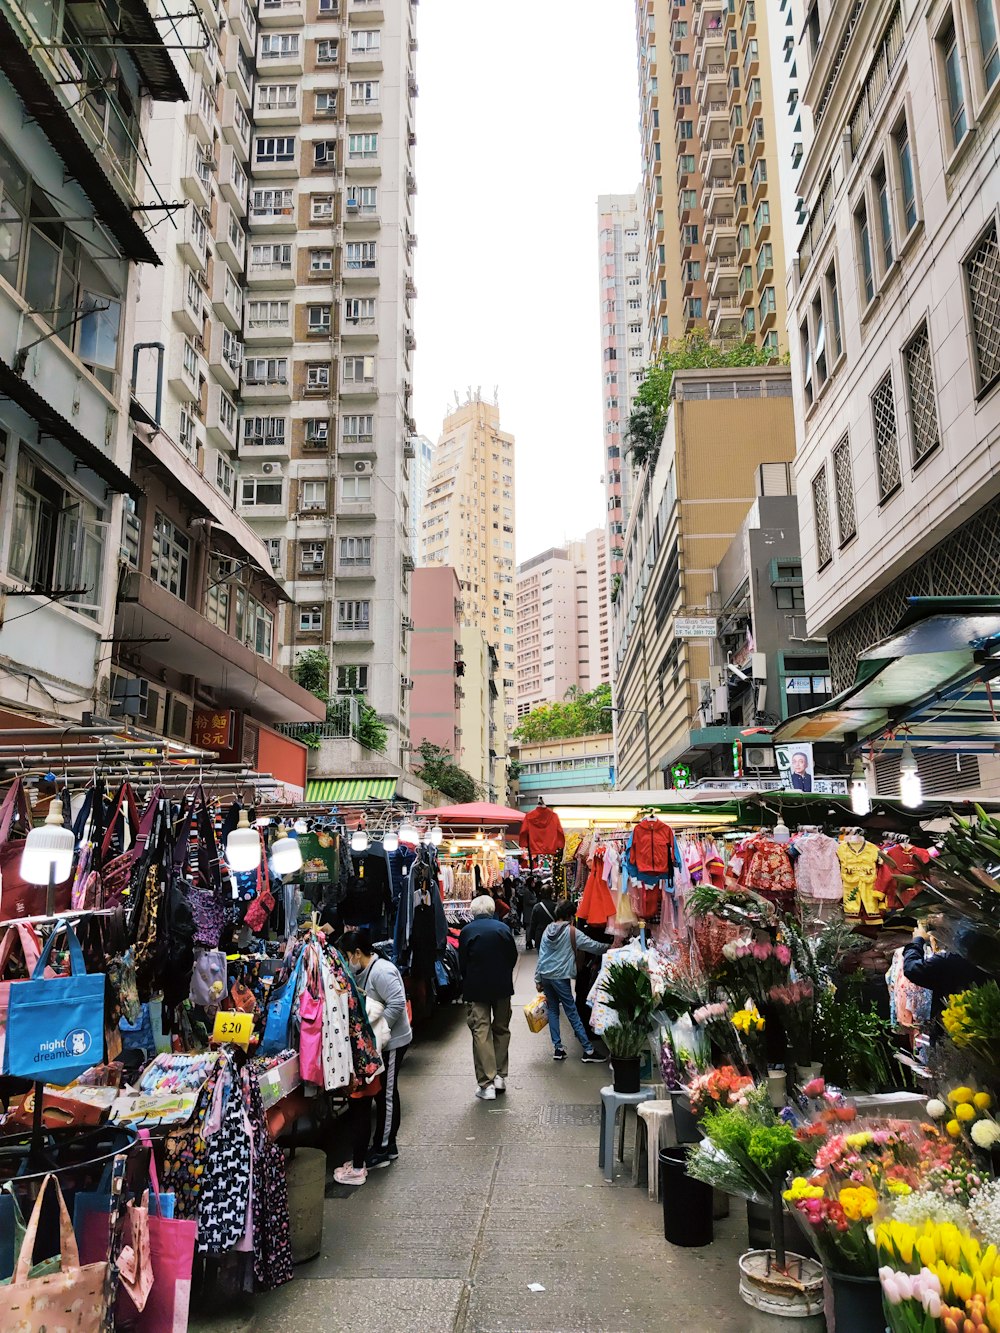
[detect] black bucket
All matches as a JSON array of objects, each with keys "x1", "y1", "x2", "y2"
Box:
[
  {"x1": 828, "y1": 1271, "x2": 885, "y2": 1332},
  {"x1": 659, "y1": 1148, "x2": 713, "y2": 1247},
  {"x1": 610, "y1": 1057, "x2": 641, "y2": 1093}
]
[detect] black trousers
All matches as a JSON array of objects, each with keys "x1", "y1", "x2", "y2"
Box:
[
  {"x1": 347, "y1": 1095, "x2": 373, "y2": 1168},
  {"x1": 372, "y1": 1043, "x2": 409, "y2": 1153}
]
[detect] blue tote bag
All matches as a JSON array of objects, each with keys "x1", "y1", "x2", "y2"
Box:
[
  {"x1": 259, "y1": 949, "x2": 305, "y2": 1057},
  {"x1": 3, "y1": 919, "x2": 105, "y2": 1083}
]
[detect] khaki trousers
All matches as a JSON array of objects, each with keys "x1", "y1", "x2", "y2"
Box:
[{"x1": 466, "y1": 997, "x2": 512, "y2": 1087}]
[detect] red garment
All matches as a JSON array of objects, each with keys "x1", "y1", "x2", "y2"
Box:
[
  {"x1": 519, "y1": 805, "x2": 566, "y2": 857},
  {"x1": 631, "y1": 818, "x2": 674, "y2": 875},
  {"x1": 578, "y1": 849, "x2": 616, "y2": 927},
  {"x1": 876, "y1": 845, "x2": 932, "y2": 912},
  {"x1": 738, "y1": 838, "x2": 796, "y2": 907}
]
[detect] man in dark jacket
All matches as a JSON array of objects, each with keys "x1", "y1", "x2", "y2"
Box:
[
  {"x1": 458, "y1": 895, "x2": 518, "y2": 1101},
  {"x1": 902, "y1": 918, "x2": 985, "y2": 1040},
  {"x1": 528, "y1": 886, "x2": 557, "y2": 950}
]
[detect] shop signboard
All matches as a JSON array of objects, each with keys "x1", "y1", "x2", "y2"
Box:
[
  {"x1": 192, "y1": 708, "x2": 235, "y2": 752},
  {"x1": 674, "y1": 615, "x2": 718, "y2": 639}
]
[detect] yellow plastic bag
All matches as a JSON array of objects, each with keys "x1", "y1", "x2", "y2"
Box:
[{"x1": 523, "y1": 993, "x2": 548, "y2": 1034}]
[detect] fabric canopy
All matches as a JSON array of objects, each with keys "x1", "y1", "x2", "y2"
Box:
[
  {"x1": 416, "y1": 801, "x2": 524, "y2": 826},
  {"x1": 306, "y1": 777, "x2": 397, "y2": 802}
]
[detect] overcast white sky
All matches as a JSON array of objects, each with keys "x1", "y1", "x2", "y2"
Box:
[{"x1": 412, "y1": 1, "x2": 641, "y2": 566}]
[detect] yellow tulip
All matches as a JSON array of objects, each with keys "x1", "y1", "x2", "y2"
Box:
[
  {"x1": 975, "y1": 1092, "x2": 993, "y2": 1110},
  {"x1": 981, "y1": 1245, "x2": 998, "y2": 1282},
  {"x1": 988, "y1": 1301, "x2": 1000, "y2": 1332},
  {"x1": 947, "y1": 1118, "x2": 963, "y2": 1137},
  {"x1": 951, "y1": 1270, "x2": 973, "y2": 1304},
  {"x1": 917, "y1": 1235, "x2": 939, "y2": 1270}
]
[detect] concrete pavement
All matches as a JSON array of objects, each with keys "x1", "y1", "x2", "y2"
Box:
[{"x1": 191, "y1": 947, "x2": 748, "y2": 1332}]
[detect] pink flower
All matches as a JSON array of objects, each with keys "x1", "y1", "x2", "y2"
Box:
[
  {"x1": 752, "y1": 942, "x2": 771, "y2": 962},
  {"x1": 803, "y1": 1077, "x2": 826, "y2": 1098},
  {"x1": 775, "y1": 945, "x2": 791, "y2": 966}
]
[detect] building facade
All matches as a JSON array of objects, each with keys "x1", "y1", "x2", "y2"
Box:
[
  {"x1": 420, "y1": 395, "x2": 517, "y2": 737},
  {"x1": 789, "y1": 0, "x2": 1000, "y2": 792},
  {"x1": 515, "y1": 530, "x2": 610, "y2": 717},
  {"x1": 511, "y1": 733, "x2": 616, "y2": 807},
  {"x1": 612, "y1": 368, "x2": 796, "y2": 788},
  {"x1": 407, "y1": 432, "x2": 433, "y2": 561},
  {"x1": 459, "y1": 625, "x2": 497, "y2": 799},
  {"x1": 597, "y1": 192, "x2": 647, "y2": 568},
  {"x1": 409, "y1": 565, "x2": 462, "y2": 759},
  {"x1": 633, "y1": 0, "x2": 803, "y2": 357}
]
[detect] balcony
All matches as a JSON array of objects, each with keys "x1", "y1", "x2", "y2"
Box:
[
  {"x1": 694, "y1": 27, "x2": 725, "y2": 78},
  {"x1": 222, "y1": 88, "x2": 252, "y2": 161},
  {"x1": 334, "y1": 620, "x2": 374, "y2": 643},
  {"x1": 174, "y1": 267, "x2": 205, "y2": 338},
  {"x1": 701, "y1": 136, "x2": 730, "y2": 176},
  {"x1": 343, "y1": 201, "x2": 380, "y2": 229},
  {"x1": 177, "y1": 208, "x2": 209, "y2": 271},
  {"x1": 254, "y1": 91, "x2": 301, "y2": 126},
  {"x1": 257, "y1": 0, "x2": 303, "y2": 24},
  {"x1": 347, "y1": 40, "x2": 383, "y2": 71},
  {"x1": 226, "y1": 0, "x2": 257, "y2": 55},
  {"x1": 340, "y1": 375, "x2": 377, "y2": 398},
  {"x1": 335, "y1": 558, "x2": 374, "y2": 580},
  {"x1": 698, "y1": 97, "x2": 729, "y2": 140},
  {"x1": 349, "y1": 0, "x2": 384, "y2": 15},
  {"x1": 168, "y1": 339, "x2": 205, "y2": 404},
  {"x1": 186, "y1": 79, "x2": 216, "y2": 147},
  {"x1": 256, "y1": 36, "x2": 303, "y2": 73},
  {"x1": 252, "y1": 139, "x2": 300, "y2": 179},
  {"x1": 248, "y1": 194, "x2": 297, "y2": 232},
  {"x1": 211, "y1": 265, "x2": 244, "y2": 330},
  {"x1": 217, "y1": 203, "x2": 246, "y2": 269},
  {"x1": 708, "y1": 256, "x2": 738, "y2": 300},
  {"x1": 694, "y1": 1, "x2": 724, "y2": 42},
  {"x1": 208, "y1": 322, "x2": 242, "y2": 394},
  {"x1": 218, "y1": 145, "x2": 249, "y2": 211},
  {"x1": 347, "y1": 94, "x2": 382, "y2": 125},
  {"x1": 247, "y1": 250, "x2": 296, "y2": 289},
  {"x1": 181, "y1": 145, "x2": 215, "y2": 210},
  {"x1": 239, "y1": 424, "x2": 289, "y2": 457},
  {"x1": 345, "y1": 145, "x2": 381, "y2": 177},
  {"x1": 241, "y1": 369, "x2": 292, "y2": 404},
  {"x1": 707, "y1": 217, "x2": 737, "y2": 260},
  {"x1": 711, "y1": 299, "x2": 741, "y2": 338},
  {"x1": 696, "y1": 61, "x2": 727, "y2": 104},
  {"x1": 207, "y1": 382, "x2": 238, "y2": 451},
  {"x1": 224, "y1": 34, "x2": 254, "y2": 108},
  {"x1": 245, "y1": 310, "x2": 292, "y2": 344},
  {"x1": 703, "y1": 175, "x2": 733, "y2": 218}
]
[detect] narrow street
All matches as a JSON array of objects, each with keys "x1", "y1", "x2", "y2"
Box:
[{"x1": 196, "y1": 947, "x2": 747, "y2": 1333}]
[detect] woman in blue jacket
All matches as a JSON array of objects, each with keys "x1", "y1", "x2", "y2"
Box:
[{"x1": 534, "y1": 901, "x2": 609, "y2": 1062}]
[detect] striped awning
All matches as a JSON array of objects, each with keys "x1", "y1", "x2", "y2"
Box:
[{"x1": 305, "y1": 777, "x2": 397, "y2": 803}]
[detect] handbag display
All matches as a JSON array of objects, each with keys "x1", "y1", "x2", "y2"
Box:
[
  {"x1": 3, "y1": 919, "x2": 106, "y2": 1084},
  {"x1": 99, "y1": 783, "x2": 143, "y2": 909},
  {"x1": 297, "y1": 980, "x2": 324, "y2": 1085},
  {"x1": 129, "y1": 1133, "x2": 196, "y2": 1333},
  {"x1": 0, "y1": 779, "x2": 73, "y2": 919},
  {"x1": 0, "y1": 1173, "x2": 109, "y2": 1330},
  {"x1": 259, "y1": 950, "x2": 305, "y2": 1057},
  {"x1": 189, "y1": 948, "x2": 228, "y2": 1008},
  {"x1": 0, "y1": 921, "x2": 47, "y2": 1066}
]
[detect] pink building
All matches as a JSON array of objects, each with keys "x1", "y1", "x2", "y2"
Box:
[{"x1": 410, "y1": 566, "x2": 463, "y2": 757}]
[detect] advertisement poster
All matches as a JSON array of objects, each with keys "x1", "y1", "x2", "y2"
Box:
[{"x1": 776, "y1": 742, "x2": 815, "y2": 792}]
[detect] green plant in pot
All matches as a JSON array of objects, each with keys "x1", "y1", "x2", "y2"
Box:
[
  {"x1": 603, "y1": 1021, "x2": 647, "y2": 1092},
  {"x1": 601, "y1": 961, "x2": 658, "y2": 1092}
]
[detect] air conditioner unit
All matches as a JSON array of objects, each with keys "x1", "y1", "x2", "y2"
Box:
[
  {"x1": 261, "y1": 461, "x2": 283, "y2": 475},
  {"x1": 353, "y1": 460, "x2": 371, "y2": 473},
  {"x1": 744, "y1": 743, "x2": 776, "y2": 771},
  {"x1": 346, "y1": 199, "x2": 359, "y2": 211},
  {"x1": 311, "y1": 559, "x2": 324, "y2": 568},
  {"x1": 401, "y1": 616, "x2": 414, "y2": 631}
]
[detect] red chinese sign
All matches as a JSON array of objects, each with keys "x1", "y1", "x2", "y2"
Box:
[{"x1": 192, "y1": 708, "x2": 234, "y2": 751}]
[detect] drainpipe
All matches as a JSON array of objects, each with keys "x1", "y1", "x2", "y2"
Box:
[{"x1": 131, "y1": 342, "x2": 165, "y2": 425}]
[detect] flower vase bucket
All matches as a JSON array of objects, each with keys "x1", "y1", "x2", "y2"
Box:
[
  {"x1": 767, "y1": 1068, "x2": 787, "y2": 1109},
  {"x1": 827, "y1": 1271, "x2": 885, "y2": 1332},
  {"x1": 738, "y1": 1250, "x2": 825, "y2": 1331},
  {"x1": 610, "y1": 1056, "x2": 641, "y2": 1094}
]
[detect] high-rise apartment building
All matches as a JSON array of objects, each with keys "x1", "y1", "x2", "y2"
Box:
[
  {"x1": 634, "y1": 0, "x2": 804, "y2": 358},
  {"x1": 597, "y1": 192, "x2": 647, "y2": 571},
  {"x1": 515, "y1": 530, "x2": 610, "y2": 717},
  {"x1": 420, "y1": 396, "x2": 516, "y2": 737},
  {"x1": 236, "y1": 0, "x2": 419, "y2": 768},
  {"x1": 407, "y1": 433, "x2": 433, "y2": 561}
]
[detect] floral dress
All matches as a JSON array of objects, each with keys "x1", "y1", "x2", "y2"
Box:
[{"x1": 738, "y1": 838, "x2": 796, "y2": 908}]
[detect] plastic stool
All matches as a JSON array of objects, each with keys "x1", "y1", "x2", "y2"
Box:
[
  {"x1": 598, "y1": 1085, "x2": 655, "y2": 1182},
  {"x1": 632, "y1": 1100, "x2": 678, "y2": 1199}
]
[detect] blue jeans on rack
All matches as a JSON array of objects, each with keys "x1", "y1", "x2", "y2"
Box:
[{"x1": 540, "y1": 978, "x2": 592, "y2": 1052}]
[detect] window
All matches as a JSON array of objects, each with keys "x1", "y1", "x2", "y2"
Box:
[
  {"x1": 682, "y1": 224, "x2": 698, "y2": 246},
  {"x1": 241, "y1": 476, "x2": 283, "y2": 506},
  {"x1": 300, "y1": 479, "x2": 327, "y2": 509},
  {"x1": 811, "y1": 466, "x2": 832, "y2": 567},
  {"x1": 679, "y1": 154, "x2": 695, "y2": 173},
  {"x1": 309, "y1": 249, "x2": 333, "y2": 272},
  {"x1": 832, "y1": 436, "x2": 856, "y2": 543},
  {"x1": 350, "y1": 79, "x2": 379, "y2": 104},
  {"x1": 251, "y1": 242, "x2": 291, "y2": 271},
  {"x1": 856, "y1": 200, "x2": 875, "y2": 305},
  {"x1": 339, "y1": 536, "x2": 371, "y2": 565},
  {"x1": 301, "y1": 541, "x2": 325, "y2": 570},
  {"x1": 317, "y1": 39, "x2": 338, "y2": 62},
  {"x1": 894, "y1": 123, "x2": 917, "y2": 233},
  {"x1": 681, "y1": 189, "x2": 697, "y2": 209},
  {"x1": 826, "y1": 263, "x2": 842, "y2": 362},
  {"x1": 255, "y1": 136, "x2": 295, "y2": 163},
  {"x1": 306, "y1": 363, "x2": 330, "y2": 392},
  {"x1": 343, "y1": 354, "x2": 375, "y2": 384},
  {"x1": 350, "y1": 30, "x2": 380, "y2": 53},
  {"x1": 342, "y1": 414, "x2": 373, "y2": 442},
  {"x1": 976, "y1": 0, "x2": 999, "y2": 89},
  {"x1": 336, "y1": 665, "x2": 369, "y2": 695},
  {"x1": 677, "y1": 119, "x2": 693, "y2": 139},
  {"x1": 784, "y1": 670, "x2": 832, "y2": 717},
  {"x1": 257, "y1": 84, "x2": 296, "y2": 110},
  {"x1": 204, "y1": 559, "x2": 230, "y2": 630},
  {"x1": 337, "y1": 599, "x2": 370, "y2": 629},
  {"x1": 304, "y1": 418, "x2": 329, "y2": 445},
  {"x1": 687, "y1": 297, "x2": 703, "y2": 318},
  {"x1": 315, "y1": 90, "x2": 337, "y2": 115},
  {"x1": 307, "y1": 304, "x2": 331, "y2": 333},
  {"x1": 313, "y1": 141, "x2": 336, "y2": 167},
  {"x1": 244, "y1": 356, "x2": 287, "y2": 384},
  {"x1": 341, "y1": 475, "x2": 372, "y2": 501},
  {"x1": 348, "y1": 133, "x2": 378, "y2": 158},
  {"x1": 215, "y1": 455, "x2": 234, "y2": 498},
  {"x1": 311, "y1": 195, "x2": 333, "y2": 220},
  {"x1": 965, "y1": 221, "x2": 1000, "y2": 392},
  {"x1": 250, "y1": 187, "x2": 292, "y2": 218},
  {"x1": 874, "y1": 163, "x2": 893, "y2": 271},
  {"x1": 755, "y1": 243, "x2": 773, "y2": 282},
  {"x1": 903, "y1": 322, "x2": 940, "y2": 464},
  {"x1": 758, "y1": 287, "x2": 776, "y2": 322},
  {"x1": 265, "y1": 538, "x2": 282, "y2": 572},
  {"x1": 871, "y1": 372, "x2": 902, "y2": 499},
  {"x1": 9, "y1": 452, "x2": 106, "y2": 619},
  {"x1": 346, "y1": 186, "x2": 377, "y2": 213},
  {"x1": 150, "y1": 512, "x2": 190, "y2": 600},
  {"x1": 248, "y1": 298, "x2": 289, "y2": 328},
  {"x1": 941, "y1": 19, "x2": 968, "y2": 145},
  {"x1": 218, "y1": 390, "x2": 237, "y2": 435},
  {"x1": 182, "y1": 340, "x2": 198, "y2": 381},
  {"x1": 242, "y1": 415, "x2": 285, "y2": 446},
  {"x1": 318, "y1": 0, "x2": 337, "y2": 13},
  {"x1": 753, "y1": 200, "x2": 770, "y2": 238},
  {"x1": 299, "y1": 607, "x2": 323, "y2": 633},
  {"x1": 343, "y1": 297, "x2": 375, "y2": 323},
  {"x1": 260, "y1": 33, "x2": 299, "y2": 58},
  {"x1": 178, "y1": 410, "x2": 194, "y2": 452}
]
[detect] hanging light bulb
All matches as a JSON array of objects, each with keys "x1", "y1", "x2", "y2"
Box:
[
  {"x1": 20, "y1": 798, "x2": 75, "y2": 887},
  {"x1": 398, "y1": 820, "x2": 419, "y2": 845},
  {"x1": 772, "y1": 820, "x2": 790, "y2": 844},
  {"x1": 382, "y1": 826, "x2": 399, "y2": 853},
  {"x1": 351, "y1": 826, "x2": 370, "y2": 852},
  {"x1": 449, "y1": 841, "x2": 460, "y2": 855},
  {"x1": 475, "y1": 829, "x2": 484, "y2": 843},
  {"x1": 271, "y1": 823, "x2": 303, "y2": 875},
  {"x1": 429, "y1": 823, "x2": 443, "y2": 846},
  {"x1": 899, "y1": 741, "x2": 922, "y2": 808},
  {"x1": 850, "y1": 758, "x2": 871, "y2": 816},
  {"x1": 226, "y1": 807, "x2": 261, "y2": 873}
]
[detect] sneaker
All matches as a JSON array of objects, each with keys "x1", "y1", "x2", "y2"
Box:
[
  {"x1": 333, "y1": 1164, "x2": 367, "y2": 1186},
  {"x1": 581, "y1": 1050, "x2": 605, "y2": 1063},
  {"x1": 552, "y1": 1048, "x2": 567, "y2": 1062},
  {"x1": 386, "y1": 1145, "x2": 399, "y2": 1161},
  {"x1": 493, "y1": 1075, "x2": 506, "y2": 1093},
  {"x1": 365, "y1": 1151, "x2": 393, "y2": 1170},
  {"x1": 476, "y1": 1084, "x2": 497, "y2": 1100}
]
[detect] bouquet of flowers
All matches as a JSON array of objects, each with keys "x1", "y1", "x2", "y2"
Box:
[
  {"x1": 783, "y1": 1173, "x2": 881, "y2": 1275},
  {"x1": 692, "y1": 999, "x2": 745, "y2": 1067},
  {"x1": 941, "y1": 982, "x2": 1000, "y2": 1070},
  {"x1": 877, "y1": 1217, "x2": 1000, "y2": 1331},
  {"x1": 926, "y1": 1083, "x2": 1000, "y2": 1156},
  {"x1": 720, "y1": 938, "x2": 792, "y2": 1003},
  {"x1": 687, "y1": 1065, "x2": 754, "y2": 1116},
  {"x1": 767, "y1": 978, "x2": 816, "y2": 1064},
  {"x1": 731, "y1": 1003, "x2": 768, "y2": 1078},
  {"x1": 687, "y1": 1084, "x2": 812, "y2": 1202}
]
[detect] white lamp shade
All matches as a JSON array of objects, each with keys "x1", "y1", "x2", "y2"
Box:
[
  {"x1": 899, "y1": 742, "x2": 922, "y2": 808},
  {"x1": 20, "y1": 800, "x2": 75, "y2": 885},
  {"x1": 226, "y1": 809, "x2": 262, "y2": 872},
  {"x1": 772, "y1": 821, "x2": 790, "y2": 844},
  {"x1": 271, "y1": 826, "x2": 303, "y2": 875},
  {"x1": 430, "y1": 824, "x2": 443, "y2": 846},
  {"x1": 293, "y1": 818, "x2": 309, "y2": 834},
  {"x1": 351, "y1": 828, "x2": 369, "y2": 852},
  {"x1": 382, "y1": 828, "x2": 399, "y2": 853},
  {"x1": 398, "y1": 821, "x2": 418, "y2": 845},
  {"x1": 850, "y1": 759, "x2": 871, "y2": 816}
]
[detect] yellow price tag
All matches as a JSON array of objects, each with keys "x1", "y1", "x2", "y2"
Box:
[{"x1": 212, "y1": 1010, "x2": 254, "y2": 1048}]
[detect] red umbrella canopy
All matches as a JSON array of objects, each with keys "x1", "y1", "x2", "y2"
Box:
[{"x1": 417, "y1": 801, "x2": 524, "y2": 826}]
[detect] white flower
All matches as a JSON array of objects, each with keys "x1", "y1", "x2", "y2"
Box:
[
  {"x1": 926, "y1": 1098, "x2": 948, "y2": 1120},
  {"x1": 969, "y1": 1179, "x2": 1000, "y2": 1247},
  {"x1": 971, "y1": 1119, "x2": 1000, "y2": 1149},
  {"x1": 892, "y1": 1190, "x2": 968, "y2": 1229}
]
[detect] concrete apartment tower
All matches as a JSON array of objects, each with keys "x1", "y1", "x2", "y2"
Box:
[
  {"x1": 515, "y1": 530, "x2": 610, "y2": 718},
  {"x1": 407, "y1": 433, "x2": 433, "y2": 561},
  {"x1": 597, "y1": 193, "x2": 647, "y2": 573},
  {"x1": 420, "y1": 395, "x2": 517, "y2": 740},
  {"x1": 634, "y1": 0, "x2": 805, "y2": 356},
  {"x1": 233, "y1": 0, "x2": 419, "y2": 767}
]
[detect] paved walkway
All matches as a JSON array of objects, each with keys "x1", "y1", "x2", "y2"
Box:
[{"x1": 194, "y1": 948, "x2": 748, "y2": 1332}]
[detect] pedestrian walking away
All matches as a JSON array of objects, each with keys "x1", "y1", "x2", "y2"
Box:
[
  {"x1": 340, "y1": 928, "x2": 412, "y2": 1172},
  {"x1": 527, "y1": 884, "x2": 557, "y2": 951},
  {"x1": 458, "y1": 894, "x2": 518, "y2": 1100},
  {"x1": 534, "y1": 900, "x2": 609, "y2": 1062}
]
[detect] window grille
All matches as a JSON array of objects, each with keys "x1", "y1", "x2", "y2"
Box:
[
  {"x1": 812, "y1": 467, "x2": 832, "y2": 567},
  {"x1": 833, "y1": 436, "x2": 856, "y2": 543},
  {"x1": 871, "y1": 372, "x2": 901, "y2": 499},
  {"x1": 965, "y1": 222, "x2": 1000, "y2": 393},
  {"x1": 903, "y1": 323, "x2": 939, "y2": 463}
]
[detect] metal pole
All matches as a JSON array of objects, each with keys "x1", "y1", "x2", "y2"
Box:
[
  {"x1": 643, "y1": 711, "x2": 652, "y2": 791},
  {"x1": 46, "y1": 863, "x2": 56, "y2": 918}
]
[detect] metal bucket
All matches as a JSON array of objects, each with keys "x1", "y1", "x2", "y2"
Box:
[{"x1": 284, "y1": 1147, "x2": 326, "y2": 1263}]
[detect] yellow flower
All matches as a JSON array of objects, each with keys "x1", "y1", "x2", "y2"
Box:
[
  {"x1": 956, "y1": 1102, "x2": 977, "y2": 1121},
  {"x1": 975, "y1": 1092, "x2": 993, "y2": 1110},
  {"x1": 846, "y1": 1131, "x2": 874, "y2": 1149},
  {"x1": 783, "y1": 1176, "x2": 825, "y2": 1202},
  {"x1": 946, "y1": 1119, "x2": 963, "y2": 1137},
  {"x1": 948, "y1": 1085, "x2": 975, "y2": 1104},
  {"x1": 886, "y1": 1179, "x2": 912, "y2": 1196},
  {"x1": 839, "y1": 1186, "x2": 878, "y2": 1222}
]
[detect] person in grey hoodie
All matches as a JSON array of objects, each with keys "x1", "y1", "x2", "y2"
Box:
[
  {"x1": 534, "y1": 901, "x2": 609, "y2": 1062},
  {"x1": 340, "y1": 928, "x2": 412, "y2": 1170}
]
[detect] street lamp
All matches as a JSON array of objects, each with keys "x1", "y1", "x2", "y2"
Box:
[{"x1": 602, "y1": 705, "x2": 652, "y2": 790}]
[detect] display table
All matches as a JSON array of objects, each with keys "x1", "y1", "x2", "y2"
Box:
[{"x1": 598, "y1": 1085, "x2": 655, "y2": 1183}]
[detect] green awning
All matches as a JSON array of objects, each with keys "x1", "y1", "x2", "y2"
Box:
[{"x1": 305, "y1": 777, "x2": 397, "y2": 803}]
